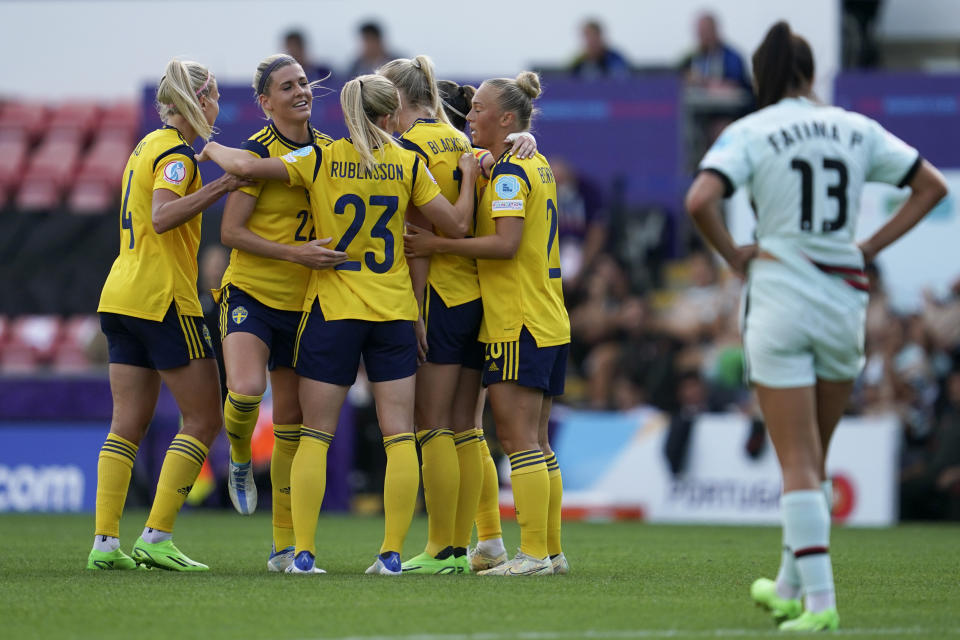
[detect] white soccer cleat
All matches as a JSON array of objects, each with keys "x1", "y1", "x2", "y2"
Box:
[
  {"x1": 365, "y1": 551, "x2": 402, "y2": 575},
  {"x1": 267, "y1": 545, "x2": 295, "y2": 573},
  {"x1": 468, "y1": 544, "x2": 508, "y2": 572},
  {"x1": 227, "y1": 459, "x2": 257, "y2": 515},
  {"x1": 550, "y1": 552, "x2": 570, "y2": 575},
  {"x1": 477, "y1": 550, "x2": 553, "y2": 576},
  {"x1": 284, "y1": 550, "x2": 326, "y2": 574}
]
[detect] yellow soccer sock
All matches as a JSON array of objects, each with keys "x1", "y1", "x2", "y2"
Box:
[
  {"x1": 381, "y1": 434, "x2": 419, "y2": 555},
  {"x1": 223, "y1": 391, "x2": 263, "y2": 464},
  {"x1": 508, "y1": 449, "x2": 549, "y2": 560},
  {"x1": 475, "y1": 435, "x2": 503, "y2": 541},
  {"x1": 545, "y1": 451, "x2": 563, "y2": 556},
  {"x1": 95, "y1": 433, "x2": 139, "y2": 538},
  {"x1": 417, "y1": 428, "x2": 459, "y2": 556},
  {"x1": 145, "y1": 434, "x2": 208, "y2": 533},
  {"x1": 453, "y1": 429, "x2": 484, "y2": 549},
  {"x1": 271, "y1": 424, "x2": 300, "y2": 550},
  {"x1": 290, "y1": 427, "x2": 332, "y2": 556}
]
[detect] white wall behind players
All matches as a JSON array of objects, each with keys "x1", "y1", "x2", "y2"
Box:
[{"x1": 0, "y1": 0, "x2": 838, "y2": 100}]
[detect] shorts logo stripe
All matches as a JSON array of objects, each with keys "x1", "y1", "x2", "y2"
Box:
[
  {"x1": 186, "y1": 318, "x2": 205, "y2": 358},
  {"x1": 513, "y1": 340, "x2": 520, "y2": 379},
  {"x1": 292, "y1": 312, "x2": 309, "y2": 367},
  {"x1": 177, "y1": 314, "x2": 197, "y2": 359}
]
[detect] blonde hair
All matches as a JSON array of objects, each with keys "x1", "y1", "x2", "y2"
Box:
[
  {"x1": 155, "y1": 59, "x2": 215, "y2": 141},
  {"x1": 252, "y1": 53, "x2": 329, "y2": 118},
  {"x1": 377, "y1": 55, "x2": 451, "y2": 127},
  {"x1": 340, "y1": 74, "x2": 400, "y2": 173},
  {"x1": 483, "y1": 71, "x2": 542, "y2": 132}
]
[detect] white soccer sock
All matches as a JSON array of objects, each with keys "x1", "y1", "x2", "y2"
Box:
[
  {"x1": 93, "y1": 535, "x2": 120, "y2": 552},
  {"x1": 775, "y1": 538, "x2": 801, "y2": 600},
  {"x1": 783, "y1": 489, "x2": 836, "y2": 613},
  {"x1": 141, "y1": 526, "x2": 173, "y2": 544},
  {"x1": 478, "y1": 537, "x2": 506, "y2": 557}
]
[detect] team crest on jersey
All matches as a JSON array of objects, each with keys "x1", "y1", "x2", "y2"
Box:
[
  {"x1": 494, "y1": 175, "x2": 521, "y2": 199},
  {"x1": 282, "y1": 146, "x2": 313, "y2": 162},
  {"x1": 202, "y1": 325, "x2": 213, "y2": 348},
  {"x1": 163, "y1": 160, "x2": 186, "y2": 185},
  {"x1": 232, "y1": 306, "x2": 248, "y2": 325}
]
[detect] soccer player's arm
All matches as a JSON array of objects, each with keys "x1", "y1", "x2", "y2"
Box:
[
  {"x1": 151, "y1": 149, "x2": 249, "y2": 234},
  {"x1": 406, "y1": 164, "x2": 526, "y2": 260},
  {"x1": 413, "y1": 154, "x2": 475, "y2": 238},
  {"x1": 197, "y1": 141, "x2": 291, "y2": 182},
  {"x1": 859, "y1": 119, "x2": 947, "y2": 262},
  {"x1": 686, "y1": 123, "x2": 754, "y2": 276}
]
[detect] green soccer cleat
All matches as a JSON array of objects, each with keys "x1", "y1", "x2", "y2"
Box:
[
  {"x1": 779, "y1": 607, "x2": 840, "y2": 632},
  {"x1": 750, "y1": 577, "x2": 803, "y2": 624},
  {"x1": 454, "y1": 554, "x2": 471, "y2": 574},
  {"x1": 131, "y1": 537, "x2": 208, "y2": 571},
  {"x1": 401, "y1": 550, "x2": 460, "y2": 575},
  {"x1": 86, "y1": 547, "x2": 139, "y2": 570}
]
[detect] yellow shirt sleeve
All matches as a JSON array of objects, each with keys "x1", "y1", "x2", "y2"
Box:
[
  {"x1": 488, "y1": 163, "x2": 529, "y2": 220},
  {"x1": 411, "y1": 155, "x2": 442, "y2": 207},
  {"x1": 152, "y1": 152, "x2": 196, "y2": 198},
  {"x1": 278, "y1": 145, "x2": 321, "y2": 190},
  {"x1": 237, "y1": 139, "x2": 271, "y2": 198}
]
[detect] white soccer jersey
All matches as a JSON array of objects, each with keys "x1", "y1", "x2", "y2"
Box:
[{"x1": 700, "y1": 96, "x2": 921, "y2": 268}]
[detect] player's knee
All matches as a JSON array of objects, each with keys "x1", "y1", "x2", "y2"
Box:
[{"x1": 226, "y1": 378, "x2": 267, "y2": 398}]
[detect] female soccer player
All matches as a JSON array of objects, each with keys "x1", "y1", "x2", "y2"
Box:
[
  {"x1": 215, "y1": 54, "x2": 347, "y2": 573},
  {"x1": 437, "y1": 79, "x2": 510, "y2": 572},
  {"x1": 685, "y1": 22, "x2": 947, "y2": 631},
  {"x1": 198, "y1": 73, "x2": 480, "y2": 575},
  {"x1": 88, "y1": 59, "x2": 250, "y2": 572},
  {"x1": 405, "y1": 71, "x2": 571, "y2": 577}
]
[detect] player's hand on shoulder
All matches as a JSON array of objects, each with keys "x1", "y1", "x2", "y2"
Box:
[
  {"x1": 403, "y1": 223, "x2": 437, "y2": 258},
  {"x1": 294, "y1": 238, "x2": 349, "y2": 269},
  {"x1": 505, "y1": 131, "x2": 537, "y2": 159},
  {"x1": 195, "y1": 142, "x2": 219, "y2": 163}
]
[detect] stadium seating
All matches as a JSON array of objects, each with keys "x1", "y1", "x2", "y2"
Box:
[
  {"x1": 0, "y1": 99, "x2": 137, "y2": 213},
  {"x1": 0, "y1": 314, "x2": 101, "y2": 373}
]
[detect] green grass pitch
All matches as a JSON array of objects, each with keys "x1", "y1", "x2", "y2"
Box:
[{"x1": 0, "y1": 511, "x2": 958, "y2": 639}]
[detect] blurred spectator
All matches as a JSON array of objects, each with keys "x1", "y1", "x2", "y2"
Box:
[
  {"x1": 679, "y1": 12, "x2": 751, "y2": 92},
  {"x1": 552, "y1": 156, "x2": 608, "y2": 289},
  {"x1": 283, "y1": 29, "x2": 334, "y2": 81},
  {"x1": 347, "y1": 21, "x2": 401, "y2": 78},
  {"x1": 900, "y1": 362, "x2": 960, "y2": 520},
  {"x1": 663, "y1": 369, "x2": 709, "y2": 475},
  {"x1": 842, "y1": 0, "x2": 882, "y2": 69},
  {"x1": 569, "y1": 19, "x2": 630, "y2": 79}
]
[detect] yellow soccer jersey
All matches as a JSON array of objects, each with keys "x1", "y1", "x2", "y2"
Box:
[
  {"x1": 280, "y1": 138, "x2": 442, "y2": 321},
  {"x1": 98, "y1": 126, "x2": 204, "y2": 320},
  {"x1": 219, "y1": 123, "x2": 334, "y2": 310},
  {"x1": 398, "y1": 119, "x2": 480, "y2": 307},
  {"x1": 476, "y1": 153, "x2": 570, "y2": 347}
]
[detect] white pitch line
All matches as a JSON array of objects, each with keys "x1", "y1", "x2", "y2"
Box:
[{"x1": 295, "y1": 627, "x2": 960, "y2": 640}]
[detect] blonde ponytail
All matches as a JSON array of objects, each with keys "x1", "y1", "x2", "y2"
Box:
[
  {"x1": 377, "y1": 55, "x2": 451, "y2": 127},
  {"x1": 484, "y1": 70, "x2": 542, "y2": 132},
  {"x1": 156, "y1": 59, "x2": 215, "y2": 140},
  {"x1": 340, "y1": 75, "x2": 399, "y2": 173}
]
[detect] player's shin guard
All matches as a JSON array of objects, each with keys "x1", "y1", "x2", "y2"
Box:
[
  {"x1": 95, "y1": 433, "x2": 139, "y2": 538},
  {"x1": 508, "y1": 450, "x2": 549, "y2": 560},
  {"x1": 290, "y1": 427, "x2": 332, "y2": 556},
  {"x1": 381, "y1": 434, "x2": 419, "y2": 555},
  {"x1": 545, "y1": 452, "x2": 563, "y2": 556},
  {"x1": 453, "y1": 429, "x2": 484, "y2": 549},
  {"x1": 223, "y1": 391, "x2": 263, "y2": 464},
  {"x1": 145, "y1": 434, "x2": 208, "y2": 533},
  {"x1": 783, "y1": 490, "x2": 836, "y2": 613},
  {"x1": 475, "y1": 435, "x2": 503, "y2": 541},
  {"x1": 271, "y1": 424, "x2": 300, "y2": 551},
  {"x1": 417, "y1": 428, "x2": 459, "y2": 556}
]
